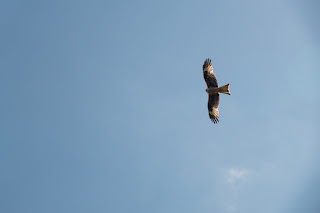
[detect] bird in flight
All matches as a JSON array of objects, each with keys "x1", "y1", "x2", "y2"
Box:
[{"x1": 203, "y1": 58, "x2": 230, "y2": 124}]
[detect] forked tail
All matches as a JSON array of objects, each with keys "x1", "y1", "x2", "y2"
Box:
[{"x1": 218, "y1": 84, "x2": 231, "y2": 95}]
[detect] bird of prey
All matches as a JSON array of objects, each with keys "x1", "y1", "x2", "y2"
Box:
[{"x1": 203, "y1": 58, "x2": 230, "y2": 123}]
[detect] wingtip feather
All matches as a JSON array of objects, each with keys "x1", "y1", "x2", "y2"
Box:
[
  {"x1": 203, "y1": 58, "x2": 212, "y2": 70},
  {"x1": 210, "y1": 116, "x2": 219, "y2": 124}
]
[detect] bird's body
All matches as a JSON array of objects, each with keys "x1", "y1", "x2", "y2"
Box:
[
  {"x1": 205, "y1": 85, "x2": 230, "y2": 95},
  {"x1": 203, "y1": 58, "x2": 230, "y2": 124}
]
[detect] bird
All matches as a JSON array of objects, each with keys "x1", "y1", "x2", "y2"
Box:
[{"x1": 203, "y1": 58, "x2": 230, "y2": 123}]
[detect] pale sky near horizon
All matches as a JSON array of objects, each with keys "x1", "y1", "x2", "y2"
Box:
[{"x1": 1, "y1": 0, "x2": 320, "y2": 213}]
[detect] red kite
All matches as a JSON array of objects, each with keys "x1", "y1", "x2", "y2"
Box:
[{"x1": 203, "y1": 58, "x2": 230, "y2": 123}]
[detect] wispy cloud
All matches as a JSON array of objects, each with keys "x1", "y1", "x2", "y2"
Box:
[
  {"x1": 227, "y1": 204, "x2": 237, "y2": 212},
  {"x1": 227, "y1": 168, "x2": 249, "y2": 184}
]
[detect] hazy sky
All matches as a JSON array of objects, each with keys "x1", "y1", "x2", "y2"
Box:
[{"x1": 1, "y1": 0, "x2": 319, "y2": 213}]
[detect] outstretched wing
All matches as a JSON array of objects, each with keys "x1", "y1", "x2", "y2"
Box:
[
  {"x1": 203, "y1": 58, "x2": 218, "y2": 88},
  {"x1": 208, "y1": 94, "x2": 220, "y2": 123}
]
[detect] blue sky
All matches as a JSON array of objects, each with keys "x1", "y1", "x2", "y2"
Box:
[{"x1": 1, "y1": 0, "x2": 319, "y2": 212}]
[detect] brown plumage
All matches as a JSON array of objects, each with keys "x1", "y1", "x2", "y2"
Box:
[{"x1": 203, "y1": 58, "x2": 230, "y2": 124}]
